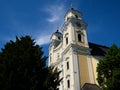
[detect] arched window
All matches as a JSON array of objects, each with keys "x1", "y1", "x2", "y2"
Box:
[
  {"x1": 75, "y1": 15, "x2": 78, "y2": 19},
  {"x1": 66, "y1": 61, "x2": 69, "y2": 70},
  {"x1": 67, "y1": 80, "x2": 70, "y2": 88},
  {"x1": 65, "y1": 33, "x2": 68, "y2": 45},
  {"x1": 58, "y1": 36, "x2": 60, "y2": 40},
  {"x1": 65, "y1": 57, "x2": 69, "y2": 70},
  {"x1": 67, "y1": 17, "x2": 69, "y2": 21},
  {"x1": 78, "y1": 33, "x2": 82, "y2": 42},
  {"x1": 66, "y1": 37, "x2": 68, "y2": 45},
  {"x1": 66, "y1": 75, "x2": 70, "y2": 89}
]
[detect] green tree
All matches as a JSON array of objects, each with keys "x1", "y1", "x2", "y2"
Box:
[
  {"x1": 0, "y1": 36, "x2": 62, "y2": 90},
  {"x1": 97, "y1": 44, "x2": 120, "y2": 90}
]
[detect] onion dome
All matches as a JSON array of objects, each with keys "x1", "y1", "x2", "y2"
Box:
[
  {"x1": 64, "y1": 8, "x2": 82, "y2": 21},
  {"x1": 50, "y1": 29, "x2": 63, "y2": 48}
]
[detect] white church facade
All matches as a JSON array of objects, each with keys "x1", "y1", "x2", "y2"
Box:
[{"x1": 48, "y1": 8, "x2": 108, "y2": 90}]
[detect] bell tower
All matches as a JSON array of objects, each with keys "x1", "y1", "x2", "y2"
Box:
[
  {"x1": 62, "y1": 8, "x2": 88, "y2": 48},
  {"x1": 49, "y1": 8, "x2": 96, "y2": 90}
]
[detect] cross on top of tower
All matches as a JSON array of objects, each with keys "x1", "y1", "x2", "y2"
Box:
[
  {"x1": 70, "y1": 0, "x2": 74, "y2": 9},
  {"x1": 56, "y1": 27, "x2": 59, "y2": 32}
]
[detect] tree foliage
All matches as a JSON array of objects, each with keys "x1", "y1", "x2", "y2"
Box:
[
  {"x1": 0, "y1": 36, "x2": 61, "y2": 90},
  {"x1": 97, "y1": 44, "x2": 120, "y2": 90}
]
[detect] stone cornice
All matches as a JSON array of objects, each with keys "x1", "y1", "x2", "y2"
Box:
[
  {"x1": 62, "y1": 44, "x2": 91, "y2": 57},
  {"x1": 72, "y1": 44, "x2": 91, "y2": 55}
]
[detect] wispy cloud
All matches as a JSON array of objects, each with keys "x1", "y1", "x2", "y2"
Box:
[
  {"x1": 1, "y1": 3, "x2": 66, "y2": 46},
  {"x1": 35, "y1": 3, "x2": 66, "y2": 45},
  {"x1": 47, "y1": 14, "x2": 59, "y2": 23},
  {"x1": 35, "y1": 34, "x2": 51, "y2": 45},
  {"x1": 46, "y1": 4, "x2": 65, "y2": 23}
]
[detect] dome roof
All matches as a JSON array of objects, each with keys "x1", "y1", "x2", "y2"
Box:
[
  {"x1": 50, "y1": 30, "x2": 63, "y2": 48},
  {"x1": 64, "y1": 8, "x2": 82, "y2": 19},
  {"x1": 53, "y1": 30, "x2": 62, "y2": 36},
  {"x1": 50, "y1": 30, "x2": 63, "y2": 41}
]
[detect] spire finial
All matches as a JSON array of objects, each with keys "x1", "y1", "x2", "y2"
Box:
[
  {"x1": 70, "y1": 0, "x2": 73, "y2": 9},
  {"x1": 56, "y1": 26, "x2": 59, "y2": 32}
]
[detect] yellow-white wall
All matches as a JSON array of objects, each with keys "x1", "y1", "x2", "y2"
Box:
[
  {"x1": 77, "y1": 54, "x2": 90, "y2": 87},
  {"x1": 91, "y1": 56, "x2": 100, "y2": 85}
]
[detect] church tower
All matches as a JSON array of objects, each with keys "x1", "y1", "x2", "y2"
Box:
[{"x1": 49, "y1": 8, "x2": 103, "y2": 90}]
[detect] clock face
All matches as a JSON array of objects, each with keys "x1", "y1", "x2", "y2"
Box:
[{"x1": 76, "y1": 22, "x2": 81, "y2": 27}]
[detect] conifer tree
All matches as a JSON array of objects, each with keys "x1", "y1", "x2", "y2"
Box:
[{"x1": 0, "y1": 36, "x2": 61, "y2": 90}]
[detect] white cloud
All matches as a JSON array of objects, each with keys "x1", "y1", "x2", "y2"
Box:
[
  {"x1": 46, "y1": 4, "x2": 65, "y2": 23},
  {"x1": 34, "y1": 3, "x2": 66, "y2": 46},
  {"x1": 35, "y1": 35, "x2": 51, "y2": 45},
  {"x1": 47, "y1": 14, "x2": 59, "y2": 23}
]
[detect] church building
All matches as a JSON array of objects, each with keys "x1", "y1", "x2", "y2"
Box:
[{"x1": 48, "y1": 8, "x2": 108, "y2": 90}]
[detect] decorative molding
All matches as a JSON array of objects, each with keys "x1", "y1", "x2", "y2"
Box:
[
  {"x1": 62, "y1": 44, "x2": 72, "y2": 55},
  {"x1": 50, "y1": 59, "x2": 62, "y2": 67},
  {"x1": 66, "y1": 74, "x2": 70, "y2": 78},
  {"x1": 62, "y1": 44, "x2": 91, "y2": 59},
  {"x1": 53, "y1": 42, "x2": 63, "y2": 52},
  {"x1": 72, "y1": 44, "x2": 91, "y2": 55}
]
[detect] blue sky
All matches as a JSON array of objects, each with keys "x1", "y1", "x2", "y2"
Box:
[{"x1": 0, "y1": 0, "x2": 120, "y2": 56}]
